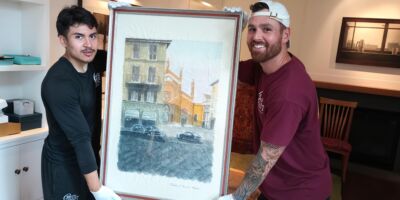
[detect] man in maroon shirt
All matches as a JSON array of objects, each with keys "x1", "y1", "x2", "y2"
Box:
[{"x1": 219, "y1": 1, "x2": 332, "y2": 200}]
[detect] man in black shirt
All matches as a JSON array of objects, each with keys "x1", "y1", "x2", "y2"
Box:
[{"x1": 41, "y1": 6, "x2": 120, "y2": 200}]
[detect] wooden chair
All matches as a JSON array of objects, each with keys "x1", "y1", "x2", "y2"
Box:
[{"x1": 319, "y1": 97, "x2": 358, "y2": 182}]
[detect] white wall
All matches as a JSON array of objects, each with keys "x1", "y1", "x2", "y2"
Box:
[
  {"x1": 285, "y1": 0, "x2": 400, "y2": 91},
  {"x1": 82, "y1": 0, "x2": 224, "y2": 15},
  {"x1": 80, "y1": 0, "x2": 400, "y2": 91},
  {"x1": 224, "y1": 0, "x2": 400, "y2": 91}
]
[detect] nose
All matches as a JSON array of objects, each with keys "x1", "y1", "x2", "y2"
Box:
[
  {"x1": 252, "y1": 29, "x2": 263, "y2": 41},
  {"x1": 83, "y1": 37, "x2": 92, "y2": 47}
]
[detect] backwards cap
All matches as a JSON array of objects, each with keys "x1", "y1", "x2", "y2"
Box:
[{"x1": 251, "y1": 0, "x2": 290, "y2": 27}]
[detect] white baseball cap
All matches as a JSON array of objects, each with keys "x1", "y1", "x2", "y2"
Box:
[{"x1": 251, "y1": 0, "x2": 290, "y2": 27}]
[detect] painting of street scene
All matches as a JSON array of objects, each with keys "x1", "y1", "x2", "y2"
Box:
[{"x1": 117, "y1": 38, "x2": 223, "y2": 182}]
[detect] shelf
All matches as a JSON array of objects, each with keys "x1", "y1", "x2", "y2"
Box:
[
  {"x1": 0, "y1": 0, "x2": 49, "y2": 140},
  {"x1": 0, "y1": 127, "x2": 48, "y2": 148},
  {"x1": 0, "y1": 65, "x2": 47, "y2": 72}
]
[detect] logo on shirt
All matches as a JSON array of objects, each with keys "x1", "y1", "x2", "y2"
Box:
[
  {"x1": 63, "y1": 193, "x2": 79, "y2": 200},
  {"x1": 93, "y1": 72, "x2": 101, "y2": 88},
  {"x1": 258, "y1": 91, "x2": 264, "y2": 113}
]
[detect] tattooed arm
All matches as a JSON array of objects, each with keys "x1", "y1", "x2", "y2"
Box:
[{"x1": 232, "y1": 141, "x2": 286, "y2": 200}]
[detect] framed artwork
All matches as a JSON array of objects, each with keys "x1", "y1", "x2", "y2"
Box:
[
  {"x1": 336, "y1": 17, "x2": 400, "y2": 68},
  {"x1": 100, "y1": 6, "x2": 243, "y2": 200}
]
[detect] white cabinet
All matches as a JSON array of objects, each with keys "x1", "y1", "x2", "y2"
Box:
[
  {"x1": 0, "y1": 129, "x2": 47, "y2": 200},
  {"x1": 20, "y1": 139, "x2": 44, "y2": 200},
  {"x1": 0, "y1": 144, "x2": 20, "y2": 200}
]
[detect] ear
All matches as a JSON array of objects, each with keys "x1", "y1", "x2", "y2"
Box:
[
  {"x1": 58, "y1": 35, "x2": 67, "y2": 48},
  {"x1": 282, "y1": 28, "x2": 290, "y2": 44}
]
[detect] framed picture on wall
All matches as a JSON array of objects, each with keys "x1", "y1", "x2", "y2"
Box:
[
  {"x1": 100, "y1": 6, "x2": 243, "y2": 200},
  {"x1": 336, "y1": 17, "x2": 400, "y2": 68}
]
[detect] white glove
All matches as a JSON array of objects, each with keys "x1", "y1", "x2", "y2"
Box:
[
  {"x1": 108, "y1": 1, "x2": 131, "y2": 9},
  {"x1": 223, "y1": 7, "x2": 248, "y2": 30},
  {"x1": 217, "y1": 194, "x2": 235, "y2": 200},
  {"x1": 91, "y1": 185, "x2": 121, "y2": 200}
]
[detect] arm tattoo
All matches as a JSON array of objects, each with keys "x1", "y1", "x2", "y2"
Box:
[{"x1": 233, "y1": 142, "x2": 285, "y2": 200}]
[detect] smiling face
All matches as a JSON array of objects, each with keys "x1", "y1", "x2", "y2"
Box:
[
  {"x1": 59, "y1": 23, "x2": 98, "y2": 70},
  {"x1": 247, "y1": 10, "x2": 289, "y2": 63}
]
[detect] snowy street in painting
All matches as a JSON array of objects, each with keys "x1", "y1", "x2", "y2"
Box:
[{"x1": 118, "y1": 124, "x2": 215, "y2": 182}]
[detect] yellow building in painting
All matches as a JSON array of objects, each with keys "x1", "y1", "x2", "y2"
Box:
[
  {"x1": 121, "y1": 38, "x2": 210, "y2": 128},
  {"x1": 122, "y1": 38, "x2": 171, "y2": 127},
  {"x1": 193, "y1": 103, "x2": 205, "y2": 127},
  {"x1": 163, "y1": 65, "x2": 205, "y2": 127}
]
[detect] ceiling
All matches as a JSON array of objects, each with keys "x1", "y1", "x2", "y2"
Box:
[{"x1": 112, "y1": 0, "x2": 224, "y2": 10}]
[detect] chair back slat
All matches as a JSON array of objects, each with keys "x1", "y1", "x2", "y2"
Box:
[{"x1": 319, "y1": 97, "x2": 358, "y2": 141}]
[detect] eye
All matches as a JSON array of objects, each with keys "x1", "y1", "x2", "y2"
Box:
[
  {"x1": 74, "y1": 35, "x2": 83, "y2": 40},
  {"x1": 262, "y1": 27, "x2": 272, "y2": 32},
  {"x1": 248, "y1": 27, "x2": 256, "y2": 33},
  {"x1": 89, "y1": 34, "x2": 97, "y2": 40}
]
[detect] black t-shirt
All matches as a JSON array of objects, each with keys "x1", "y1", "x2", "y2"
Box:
[{"x1": 41, "y1": 57, "x2": 98, "y2": 174}]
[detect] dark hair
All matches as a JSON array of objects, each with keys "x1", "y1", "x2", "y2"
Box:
[
  {"x1": 56, "y1": 5, "x2": 98, "y2": 37},
  {"x1": 250, "y1": 2, "x2": 269, "y2": 13},
  {"x1": 249, "y1": 1, "x2": 290, "y2": 48}
]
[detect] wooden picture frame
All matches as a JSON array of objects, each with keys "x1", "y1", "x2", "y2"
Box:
[
  {"x1": 100, "y1": 6, "x2": 242, "y2": 200},
  {"x1": 336, "y1": 17, "x2": 400, "y2": 68}
]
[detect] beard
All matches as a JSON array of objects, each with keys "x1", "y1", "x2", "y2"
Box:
[{"x1": 248, "y1": 40, "x2": 282, "y2": 63}]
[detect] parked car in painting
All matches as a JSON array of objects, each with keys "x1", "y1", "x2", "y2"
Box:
[
  {"x1": 144, "y1": 125, "x2": 166, "y2": 142},
  {"x1": 177, "y1": 131, "x2": 201, "y2": 143},
  {"x1": 131, "y1": 124, "x2": 145, "y2": 135}
]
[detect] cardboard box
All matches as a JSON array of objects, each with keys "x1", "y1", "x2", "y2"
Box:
[{"x1": 0, "y1": 122, "x2": 21, "y2": 137}]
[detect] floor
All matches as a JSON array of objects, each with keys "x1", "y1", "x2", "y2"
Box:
[
  {"x1": 342, "y1": 170, "x2": 400, "y2": 200},
  {"x1": 229, "y1": 153, "x2": 341, "y2": 200},
  {"x1": 229, "y1": 153, "x2": 400, "y2": 200},
  {"x1": 333, "y1": 159, "x2": 400, "y2": 200}
]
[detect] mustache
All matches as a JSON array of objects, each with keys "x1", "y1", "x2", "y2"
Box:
[{"x1": 82, "y1": 48, "x2": 95, "y2": 53}]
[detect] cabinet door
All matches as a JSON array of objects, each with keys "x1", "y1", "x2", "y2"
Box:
[
  {"x1": 20, "y1": 139, "x2": 44, "y2": 200},
  {"x1": 0, "y1": 146, "x2": 21, "y2": 200}
]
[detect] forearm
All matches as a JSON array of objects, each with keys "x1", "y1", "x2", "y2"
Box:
[
  {"x1": 233, "y1": 142, "x2": 285, "y2": 200},
  {"x1": 72, "y1": 141, "x2": 98, "y2": 173},
  {"x1": 84, "y1": 170, "x2": 101, "y2": 192},
  {"x1": 233, "y1": 152, "x2": 267, "y2": 200}
]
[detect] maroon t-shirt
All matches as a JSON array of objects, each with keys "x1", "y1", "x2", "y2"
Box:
[{"x1": 239, "y1": 55, "x2": 332, "y2": 200}]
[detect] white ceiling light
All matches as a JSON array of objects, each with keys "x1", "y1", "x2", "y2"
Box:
[{"x1": 200, "y1": 1, "x2": 213, "y2": 8}]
